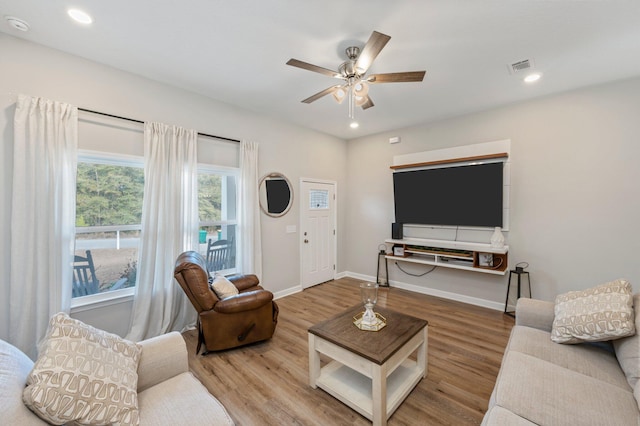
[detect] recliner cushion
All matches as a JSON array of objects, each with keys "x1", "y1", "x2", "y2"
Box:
[{"x1": 210, "y1": 274, "x2": 239, "y2": 300}]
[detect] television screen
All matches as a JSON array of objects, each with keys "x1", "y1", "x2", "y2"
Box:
[{"x1": 393, "y1": 162, "x2": 503, "y2": 227}]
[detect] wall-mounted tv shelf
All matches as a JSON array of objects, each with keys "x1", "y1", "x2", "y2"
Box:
[{"x1": 385, "y1": 238, "x2": 509, "y2": 276}]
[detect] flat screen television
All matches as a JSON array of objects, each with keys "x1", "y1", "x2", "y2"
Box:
[{"x1": 393, "y1": 162, "x2": 503, "y2": 228}]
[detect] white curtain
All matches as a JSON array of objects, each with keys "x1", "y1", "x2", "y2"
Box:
[
  {"x1": 9, "y1": 94, "x2": 77, "y2": 359},
  {"x1": 126, "y1": 122, "x2": 198, "y2": 342},
  {"x1": 238, "y1": 141, "x2": 262, "y2": 278}
]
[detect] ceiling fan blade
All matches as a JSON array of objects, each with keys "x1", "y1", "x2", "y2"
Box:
[
  {"x1": 368, "y1": 71, "x2": 426, "y2": 83},
  {"x1": 301, "y1": 85, "x2": 343, "y2": 104},
  {"x1": 286, "y1": 59, "x2": 341, "y2": 78},
  {"x1": 355, "y1": 31, "x2": 391, "y2": 74},
  {"x1": 361, "y1": 96, "x2": 375, "y2": 110}
]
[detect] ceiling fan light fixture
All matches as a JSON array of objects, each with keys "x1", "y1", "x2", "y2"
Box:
[
  {"x1": 333, "y1": 87, "x2": 347, "y2": 104},
  {"x1": 353, "y1": 81, "x2": 369, "y2": 97},
  {"x1": 286, "y1": 30, "x2": 426, "y2": 120},
  {"x1": 354, "y1": 95, "x2": 368, "y2": 107}
]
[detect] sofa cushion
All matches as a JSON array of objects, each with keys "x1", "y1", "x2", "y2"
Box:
[
  {"x1": 23, "y1": 313, "x2": 141, "y2": 425},
  {"x1": 506, "y1": 325, "x2": 629, "y2": 390},
  {"x1": 551, "y1": 279, "x2": 635, "y2": 344},
  {"x1": 481, "y1": 406, "x2": 537, "y2": 426},
  {"x1": 210, "y1": 274, "x2": 239, "y2": 300},
  {"x1": 137, "y1": 372, "x2": 234, "y2": 426},
  {"x1": 494, "y1": 351, "x2": 639, "y2": 426},
  {"x1": 0, "y1": 340, "x2": 48, "y2": 425},
  {"x1": 613, "y1": 293, "x2": 640, "y2": 390}
]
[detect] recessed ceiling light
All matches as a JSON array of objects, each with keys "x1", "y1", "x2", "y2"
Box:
[
  {"x1": 68, "y1": 9, "x2": 93, "y2": 24},
  {"x1": 524, "y1": 73, "x2": 542, "y2": 84},
  {"x1": 5, "y1": 16, "x2": 30, "y2": 31},
  {"x1": 350, "y1": 121, "x2": 359, "y2": 129}
]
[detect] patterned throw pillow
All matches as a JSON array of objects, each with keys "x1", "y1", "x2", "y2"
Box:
[
  {"x1": 23, "y1": 313, "x2": 141, "y2": 425},
  {"x1": 551, "y1": 279, "x2": 636, "y2": 344},
  {"x1": 210, "y1": 274, "x2": 239, "y2": 300}
]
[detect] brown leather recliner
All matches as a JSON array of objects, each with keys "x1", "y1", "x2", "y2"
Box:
[{"x1": 174, "y1": 251, "x2": 278, "y2": 354}]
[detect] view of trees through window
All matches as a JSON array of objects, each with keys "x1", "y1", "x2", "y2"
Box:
[
  {"x1": 74, "y1": 162, "x2": 144, "y2": 297},
  {"x1": 198, "y1": 174, "x2": 222, "y2": 221},
  {"x1": 76, "y1": 163, "x2": 144, "y2": 227},
  {"x1": 74, "y1": 162, "x2": 231, "y2": 298}
]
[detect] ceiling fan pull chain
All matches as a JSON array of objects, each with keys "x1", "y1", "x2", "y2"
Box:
[{"x1": 348, "y1": 86, "x2": 355, "y2": 119}]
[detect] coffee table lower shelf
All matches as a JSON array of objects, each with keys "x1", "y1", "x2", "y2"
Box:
[{"x1": 316, "y1": 359, "x2": 424, "y2": 421}]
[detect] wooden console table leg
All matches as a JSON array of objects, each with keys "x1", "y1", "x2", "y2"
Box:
[
  {"x1": 372, "y1": 363, "x2": 388, "y2": 426},
  {"x1": 308, "y1": 333, "x2": 320, "y2": 388}
]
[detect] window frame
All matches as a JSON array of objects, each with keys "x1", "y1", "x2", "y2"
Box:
[
  {"x1": 71, "y1": 150, "x2": 144, "y2": 310},
  {"x1": 197, "y1": 163, "x2": 240, "y2": 275}
]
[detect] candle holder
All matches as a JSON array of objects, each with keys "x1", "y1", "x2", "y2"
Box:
[{"x1": 353, "y1": 282, "x2": 386, "y2": 331}]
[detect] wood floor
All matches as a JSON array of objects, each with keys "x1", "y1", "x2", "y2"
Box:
[{"x1": 183, "y1": 278, "x2": 514, "y2": 426}]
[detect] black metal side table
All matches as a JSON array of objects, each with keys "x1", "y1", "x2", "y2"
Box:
[{"x1": 504, "y1": 268, "x2": 532, "y2": 317}]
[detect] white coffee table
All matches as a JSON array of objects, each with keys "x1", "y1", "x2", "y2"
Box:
[{"x1": 308, "y1": 305, "x2": 428, "y2": 426}]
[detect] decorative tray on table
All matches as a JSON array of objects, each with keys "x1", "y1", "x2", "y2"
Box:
[{"x1": 353, "y1": 312, "x2": 387, "y2": 331}]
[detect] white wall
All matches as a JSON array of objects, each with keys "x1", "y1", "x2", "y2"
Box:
[
  {"x1": 0, "y1": 34, "x2": 347, "y2": 337},
  {"x1": 345, "y1": 76, "x2": 640, "y2": 306}
]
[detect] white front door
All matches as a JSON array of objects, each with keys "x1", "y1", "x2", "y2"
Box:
[{"x1": 300, "y1": 179, "x2": 336, "y2": 289}]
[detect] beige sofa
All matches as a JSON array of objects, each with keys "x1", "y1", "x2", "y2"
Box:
[
  {"x1": 1, "y1": 332, "x2": 234, "y2": 425},
  {"x1": 483, "y1": 296, "x2": 640, "y2": 425}
]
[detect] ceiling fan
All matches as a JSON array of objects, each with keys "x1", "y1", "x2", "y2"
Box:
[{"x1": 286, "y1": 30, "x2": 426, "y2": 119}]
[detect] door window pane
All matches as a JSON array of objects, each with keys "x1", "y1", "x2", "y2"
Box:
[{"x1": 309, "y1": 189, "x2": 329, "y2": 210}]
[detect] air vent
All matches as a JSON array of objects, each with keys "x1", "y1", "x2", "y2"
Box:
[{"x1": 508, "y1": 58, "x2": 534, "y2": 74}]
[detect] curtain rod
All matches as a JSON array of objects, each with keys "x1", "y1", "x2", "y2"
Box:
[{"x1": 78, "y1": 107, "x2": 241, "y2": 143}]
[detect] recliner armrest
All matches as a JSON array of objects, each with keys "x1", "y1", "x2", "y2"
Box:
[
  {"x1": 227, "y1": 273, "x2": 260, "y2": 292},
  {"x1": 214, "y1": 290, "x2": 273, "y2": 314}
]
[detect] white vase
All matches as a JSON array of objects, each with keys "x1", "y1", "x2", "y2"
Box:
[{"x1": 490, "y1": 227, "x2": 505, "y2": 248}]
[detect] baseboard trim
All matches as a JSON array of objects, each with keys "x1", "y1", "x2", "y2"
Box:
[
  {"x1": 341, "y1": 271, "x2": 504, "y2": 311},
  {"x1": 273, "y1": 285, "x2": 302, "y2": 300}
]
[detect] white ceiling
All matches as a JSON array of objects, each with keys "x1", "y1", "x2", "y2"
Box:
[{"x1": 2, "y1": 1, "x2": 640, "y2": 140}]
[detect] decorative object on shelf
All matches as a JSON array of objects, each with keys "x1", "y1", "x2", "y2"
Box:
[
  {"x1": 376, "y1": 244, "x2": 389, "y2": 287},
  {"x1": 490, "y1": 226, "x2": 505, "y2": 249},
  {"x1": 354, "y1": 282, "x2": 386, "y2": 331},
  {"x1": 393, "y1": 245, "x2": 405, "y2": 256}
]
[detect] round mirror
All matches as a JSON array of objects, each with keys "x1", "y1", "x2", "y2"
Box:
[{"x1": 259, "y1": 173, "x2": 293, "y2": 217}]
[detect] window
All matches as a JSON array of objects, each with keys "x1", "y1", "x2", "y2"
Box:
[
  {"x1": 198, "y1": 165, "x2": 239, "y2": 274},
  {"x1": 73, "y1": 152, "x2": 144, "y2": 300},
  {"x1": 309, "y1": 189, "x2": 329, "y2": 209}
]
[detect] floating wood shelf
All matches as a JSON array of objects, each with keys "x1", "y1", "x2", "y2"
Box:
[
  {"x1": 390, "y1": 153, "x2": 508, "y2": 170},
  {"x1": 385, "y1": 238, "x2": 508, "y2": 275}
]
